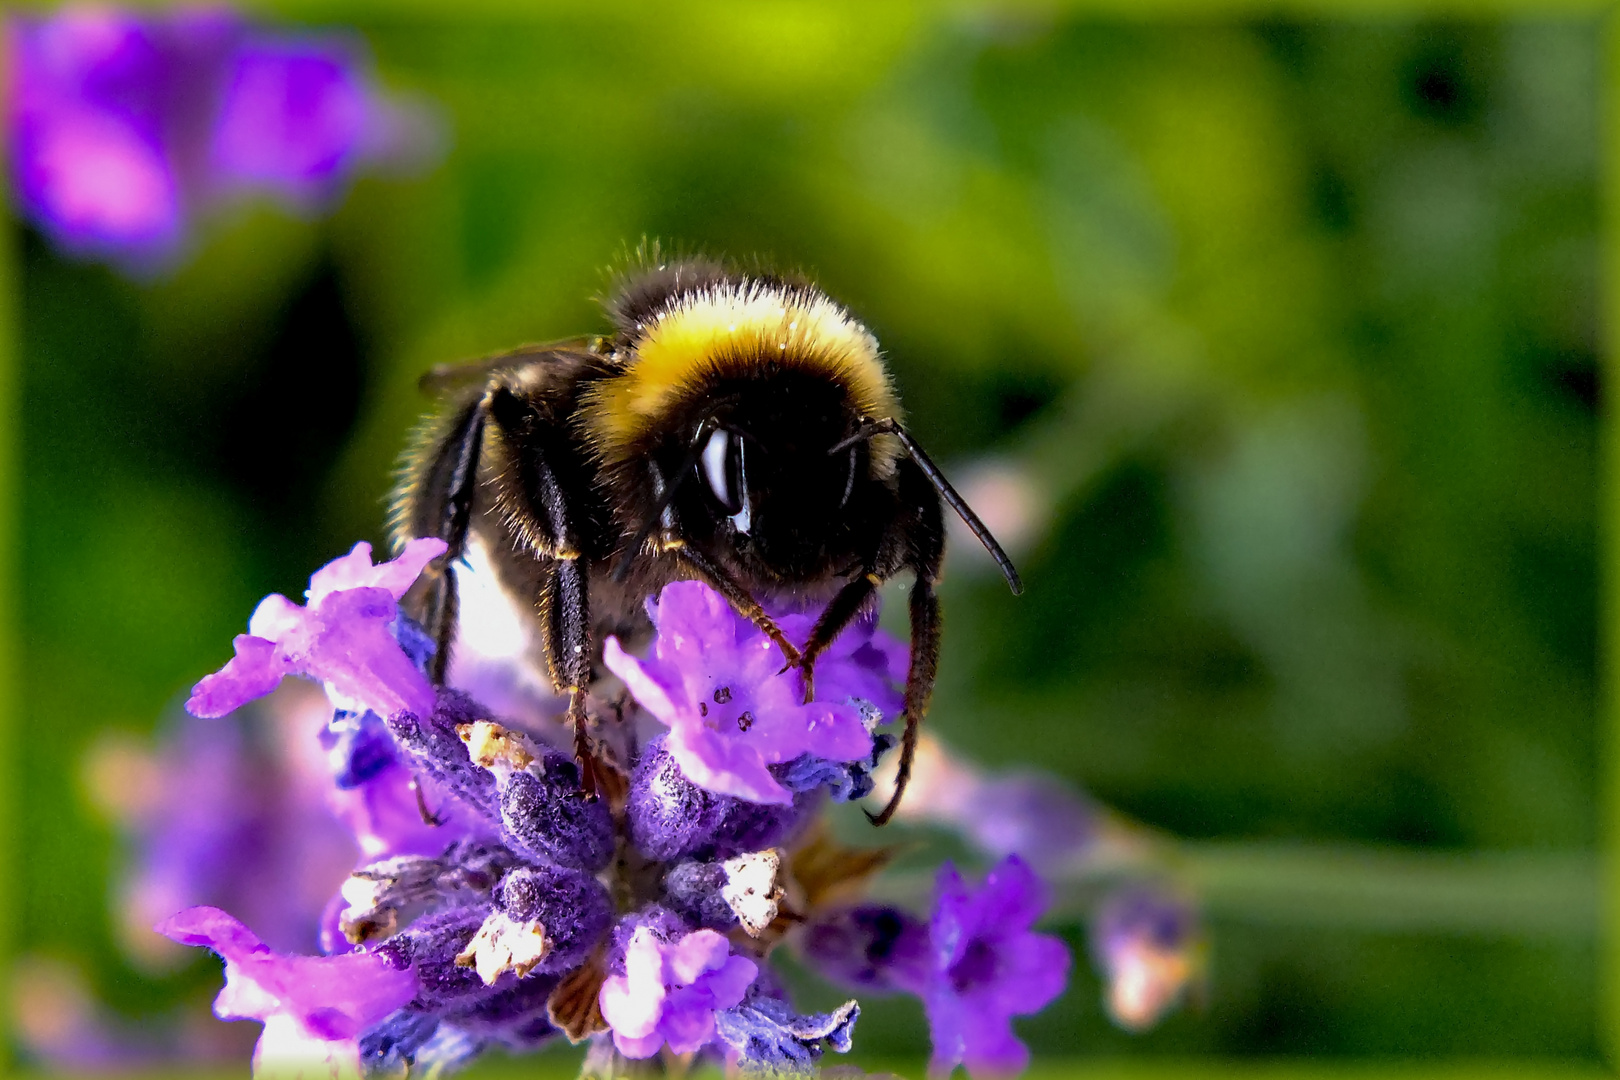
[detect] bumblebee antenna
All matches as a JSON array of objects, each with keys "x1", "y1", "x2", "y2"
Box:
[
  {"x1": 832, "y1": 419, "x2": 1024, "y2": 595},
  {"x1": 612, "y1": 417, "x2": 717, "y2": 583}
]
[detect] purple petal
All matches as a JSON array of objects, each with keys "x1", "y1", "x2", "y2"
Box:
[
  {"x1": 600, "y1": 974, "x2": 661, "y2": 1043},
  {"x1": 667, "y1": 726, "x2": 792, "y2": 805},
  {"x1": 15, "y1": 107, "x2": 180, "y2": 250},
  {"x1": 246, "y1": 592, "x2": 305, "y2": 641},
  {"x1": 298, "y1": 587, "x2": 436, "y2": 719},
  {"x1": 665, "y1": 928, "x2": 732, "y2": 984},
  {"x1": 326, "y1": 759, "x2": 477, "y2": 861},
  {"x1": 971, "y1": 856, "x2": 1049, "y2": 939},
  {"x1": 596, "y1": 923, "x2": 757, "y2": 1060},
  {"x1": 929, "y1": 1002, "x2": 1029, "y2": 1080},
  {"x1": 155, "y1": 906, "x2": 417, "y2": 1039},
  {"x1": 306, "y1": 539, "x2": 446, "y2": 606},
  {"x1": 613, "y1": 582, "x2": 876, "y2": 806},
  {"x1": 921, "y1": 857, "x2": 1071, "y2": 1079},
  {"x1": 603, "y1": 637, "x2": 684, "y2": 721},
  {"x1": 658, "y1": 992, "x2": 720, "y2": 1055},
  {"x1": 187, "y1": 541, "x2": 442, "y2": 720},
  {"x1": 611, "y1": 1027, "x2": 667, "y2": 1060},
  {"x1": 185, "y1": 635, "x2": 290, "y2": 718},
  {"x1": 989, "y1": 934, "x2": 1070, "y2": 1016},
  {"x1": 700, "y1": 954, "x2": 759, "y2": 1010}
]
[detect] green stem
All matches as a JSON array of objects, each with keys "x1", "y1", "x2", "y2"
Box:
[{"x1": 869, "y1": 842, "x2": 1598, "y2": 940}]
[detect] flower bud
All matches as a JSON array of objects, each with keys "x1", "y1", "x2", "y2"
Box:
[
  {"x1": 627, "y1": 737, "x2": 808, "y2": 861},
  {"x1": 498, "y1": 757, "x2": 615, "y2": 872},
  {"x1": 375, "y1": 905, "x2": 495, "y2": 1008},
  {"x1": 801, "y1": 905, "x2": 931, "y2": 995},
  {"x1": 383, "y1": 690, "x2": 500, "y2": 822},
  {"x1": 495, "y1": 866, "x2": 613, "y2": 974},
  {"x1": 662, "y1": 862, "x2": 735, "y2": 931}
]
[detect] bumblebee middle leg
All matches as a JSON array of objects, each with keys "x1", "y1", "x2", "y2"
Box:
[
  {"x1": 539, "y1": 552, "x2": 600, "y2": 796},
  {"x1": 793, "y1": 571, "x2": 883, "y2": 703},
  {"x1": 477, "y1": 386, "x2": 608, "y2": 793},
  {"x1": 868, "y1": 456, "x2": 946, "y2": 826}
]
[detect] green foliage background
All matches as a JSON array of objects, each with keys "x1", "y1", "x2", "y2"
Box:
[{"x1": 12, "y1": 7, "x2": 1599, "y2": 1067}]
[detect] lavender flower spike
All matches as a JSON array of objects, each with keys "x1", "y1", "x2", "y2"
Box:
[
  {"x1": 187, "y1": 539, "x2": 445, "y2": 721},
  {"x1": 604, "y1": 581, "x2": 871, "y2": 805},
  {"x1": 598, "y1": 924, "x2": 759, "y2": 1058},
  {"x1": 156, "y1": 905, "x2": 417, "y2": 1079},
  {"x1": 925, "y1": 856, "x2": 1070, "y2": 1080}
]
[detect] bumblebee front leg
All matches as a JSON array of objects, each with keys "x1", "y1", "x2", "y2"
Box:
[
  {"x1": 669, "y1": 541, "x2": 804, "y2": 670},
  {"x1": 540, "y1": 553, "x2": 599, "y2": 796}
]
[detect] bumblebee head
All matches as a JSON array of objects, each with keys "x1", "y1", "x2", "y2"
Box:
[
  {"x1": 584, "y1": 266, "x2": 904, "y2": 580},
  {"x1": 673, "y1": 370, "x2": 887, "y2": 578},
  {"x1": 586, "y1": 259, "x2": 1021, "y2": 594}
]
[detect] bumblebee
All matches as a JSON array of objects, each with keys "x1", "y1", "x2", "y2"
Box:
[{"x1": 390, "y1": 256, "x2": 1020, "y2": 824}]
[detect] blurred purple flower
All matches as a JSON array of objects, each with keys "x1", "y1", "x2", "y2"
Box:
[
  {"x1": 1091, "y1": 886, "x2": 1201, "y2": 1033},
  {"x1": 187, "y1": 538, "x2": 446, "y2": 721},
  {"x1": 925, "y1": 856, "x2": 1069, "y2": 1080},
  {"x1": 877, "y1": 734, "x2": 1103, "y2": 868},
  {"x1": 10, "y1": 954, "x2": 256, "y2": 1070},
  {"x1": 157, "y1": 905, "x2": 418, "y2": 1078},
  {"x1": 4, "y1": 5, "x2": 434, "y2": 272},
  {"x1": 4, "y1": 6, "x2": 232, "y2": 262},
  {"x1": 604, "y1": 581, "x2": 873, "y2": 805},
  {"x1": 209, "y1": 37, "x2": 367, "y2": 200},
  {"x1": 87, "y1": 683, "x2": 357, "y2": 962},
  {"x1": 598, "y1": 924, "x2": 758, "y2": 1059},
  {"x1": 326, "y1": 745, "x2": 477, "y2": 864},
  {"x1": 800, "y1": 905, "x2": 932, "y2": 996}
]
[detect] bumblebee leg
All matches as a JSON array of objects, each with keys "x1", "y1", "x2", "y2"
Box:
[
  {"x1": 867, "y1": 570, "x2": 940, "y2": 825},
  {"x1": 868, "y1": 456, "x2": 946, "y2": 827},
  {"x1": 795, "y1": 572, "x2": 883, "y2": 703},
  {"x1": 482, "y1": 388, "x2": 602, "y2": 794},
  {"x1": 423, "y1": 398, "x2": 487, "y2": 685},
  {"x1": 542, "y1": 553, "x2": 600, "y2": 797},
  {"x1": 669, "y1": 542, "x2": 804, "y2": 669}
]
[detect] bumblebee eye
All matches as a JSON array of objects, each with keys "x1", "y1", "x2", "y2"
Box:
[{"x1": 699, "y1": 427, "x2": 744, "y2": 515}]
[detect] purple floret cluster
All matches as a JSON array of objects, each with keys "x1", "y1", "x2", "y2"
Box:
[
  {"x1": 4, "y1": 4, "x2": 431, "y2": 272},
  {"x1": 132, "y1": 540, "x2": 1197, "y2": 1079}
]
